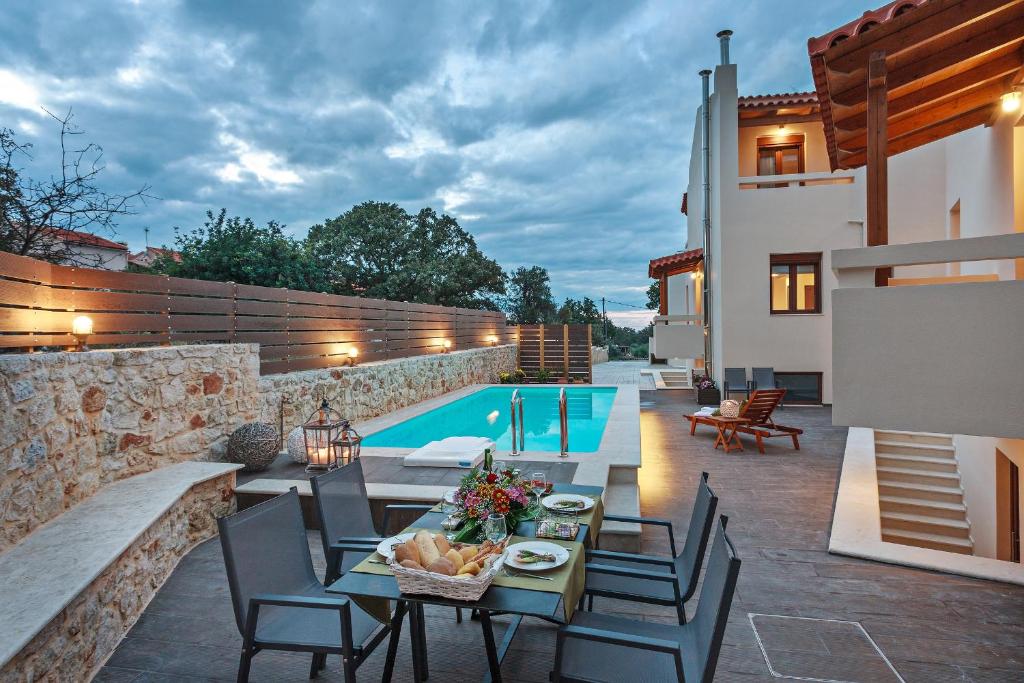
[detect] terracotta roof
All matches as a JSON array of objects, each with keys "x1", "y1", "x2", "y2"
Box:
[
  {"x1": 807, "y1": 0, "x2": 927, "y2": 56},
  {"x1": 45, "y1": 228, "x2": 128, "y2": 251},
  {"x1": 649, "y1": 248, "x2": 703, "y2": 278},
  {"x1": 737, "y1": 92, "x2": 818, "y2": 109}
]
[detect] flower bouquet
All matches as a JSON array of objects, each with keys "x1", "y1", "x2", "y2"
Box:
[{"x1": 450, "y1": 466, "x2": 535, "y2": 543}]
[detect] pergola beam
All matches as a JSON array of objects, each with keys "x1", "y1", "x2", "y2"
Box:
[{"x1": 866, "y1": 51, "x2": 890, "y2": 290}]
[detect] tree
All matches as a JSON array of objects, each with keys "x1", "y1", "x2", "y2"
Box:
[
  {"x1": 305, "y1": 201, "x2": 505, "y2": 308},
  {"x1": 557, "y1": 297, "x2": 602, "y2": 324},
  {"x1": 646, "y1": 282, "x2": 660, "y2": 310},
  {"x1": 502, "y1": 266, "x2": 557, "y2": 324},
  {"x1": 0, "y1": 110, "x2": 151, "y2": 266},
  {"x1": 162, "y1": 209, "x2": 330, "y2": 291}
]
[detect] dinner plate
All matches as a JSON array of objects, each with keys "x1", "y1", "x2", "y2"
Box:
[
  {"x1": 376, "y1": 532, "x2": 416, "y2": 560},
  {"x1": 442, "y1": 488, "x2": 458, "y2": 505},
  {"x1": 542, "y1": 493, "x2": 594, "y2": 513},
  {"x1": 505, "y1": 541, "x2": 570, "y2": 571}
]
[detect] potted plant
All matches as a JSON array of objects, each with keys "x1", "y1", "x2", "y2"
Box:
[
  {"x1": 694, "y1": 374, "x2": 720, "y2": 405},
  {"x1": 535, "y1": 367, "x2": 552, "y2": 383},
  {"x1": 498, "y1": 371, "x2": 513, "y2": 384},
  {"x1": 513, "y1": 368, "x2": 527, "y2": 383}
]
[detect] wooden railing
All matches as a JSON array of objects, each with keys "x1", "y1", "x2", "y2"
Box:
[
  {"x1": 516, "y1": 324, "x2": 593, "y2": 382},
  {"x1": 0, "y1": 251, "x2": 515, "y2": 375}
]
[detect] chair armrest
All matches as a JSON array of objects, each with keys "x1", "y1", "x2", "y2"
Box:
[
  {"x1": 330, "y1": 542, "x2": 378, "y2": 554},
  {"x1": 584, "y1": 562, "x2": 679, "y2": 583},
  {"x1": 586, "y1": 549, "x2": 675, "y2": 567},
  {"x1": 382, "y1": 504, "x2": 435, "y2": 534},
  {"x1": 602, "y1": 515, "x2": 676, "y2": 556},
  {"x1": 554, "y1": 624, "x2": 684, "y2": 681},
  {"x1": 335, "y1": 536, "x2": 385, "y2": 545},
  {"x1": 250, "y1": 593, "x2": 349, "y2": 610}
]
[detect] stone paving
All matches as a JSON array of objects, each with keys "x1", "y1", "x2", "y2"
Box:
[
  {"x1": 592, "y1": 360, "x2": 656, "y2": 389},
  {"x1": 97, "y1": 391, "x2": 1024, "y2": 682}
]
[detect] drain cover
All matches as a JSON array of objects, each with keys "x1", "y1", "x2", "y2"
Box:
[{"x1": 749, "y1": 614, "x2": 904, "y2": 683}]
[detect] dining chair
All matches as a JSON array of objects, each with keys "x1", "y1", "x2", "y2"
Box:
[
  {"x1": 218, "y1": 488, "x2": 391, "y2": 683},
  {"x1": 751, "y1": 366, "x2": 783, "y2": 408},
  {"x1": 723, "y1": 367, "x2": 752, "y2": 401},
  {"x1": 553, "y1": 516, "x2": 741, "y2": 683},
  {"x1": 583, "y1": 472, "x2": 718, "y2": 624}
]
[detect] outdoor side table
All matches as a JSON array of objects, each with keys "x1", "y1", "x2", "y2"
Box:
[{"x1": 689, "y1": 414, "x2": 751, "y2": 453}]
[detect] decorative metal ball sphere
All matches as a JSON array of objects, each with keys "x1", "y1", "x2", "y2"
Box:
[
  {"x1": 286, "y1": 426, "x2": 308, "y2": 464},
  {"x1": 227, "y1": 422, "x2": 279, "y2": 473}
]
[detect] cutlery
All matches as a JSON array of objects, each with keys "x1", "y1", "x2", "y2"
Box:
[{"x1": 504, "y1": 567, "x2": 553, "y2": 581}]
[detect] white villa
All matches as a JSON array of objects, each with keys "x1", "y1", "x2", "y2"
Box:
[{"x1": 652, "y1": 3, "x2": 1024, "y2": 578}]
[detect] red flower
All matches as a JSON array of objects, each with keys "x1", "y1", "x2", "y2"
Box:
[{"x1": 486, "y1": 472, "x2": 498, "y2": 484}]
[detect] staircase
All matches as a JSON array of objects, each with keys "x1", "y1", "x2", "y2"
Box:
[
  {"x1": 875, "y1": 430, "x2": 974, "y2": 555},
  {"x1": 656, "y1": 370, "x2": 692, "y2": 389}
]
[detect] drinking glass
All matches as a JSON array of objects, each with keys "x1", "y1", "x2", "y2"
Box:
[
  {"x1": 494, "y1": 461, "x2": 508, "y2": 476},
  {"x1": 531, "y1": 472, "x2": 547, "y2": 517},
  {"x1": 484, "y1": 513, "x2": 507, "y2": 544}
]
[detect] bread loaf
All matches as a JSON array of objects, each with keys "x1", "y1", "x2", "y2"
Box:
[
  {"x1": 444, "y1": 548, "x2": 465, "y2": 570},
  {"x1": 414, "y1": 530, "x2": 440, "y2": 566},
  {"x1": 400, "y1": 559, "x2": 424, "y2": 570},
  {"x1": 394, "y1": 541, "x2": 420, "y2": 565},
  {"x1": 434, "y1": 534, "x2": 451, "y2": 555},
  {"x1": 456, "y1": 561, "x2": 480, "y2": 576},
  {"x1": 426, "y1": 557, "x2": 456, "y2": 576},
  {"x1": 458, "y1": 546, "x2": 478, "y2": 563}
]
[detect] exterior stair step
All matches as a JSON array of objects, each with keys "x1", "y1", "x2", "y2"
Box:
[
  {"x1": 875, "y1": 453, "x2": 958, "y2": 473},
  {"x1": 877, "y1": 481, "x2": 964, "y2": 504},
  {"x1": 874, "y1": 430, "x2": 953, "y2": 447},
  {"x1": 876, "y1": 466, "x2": 960, "y2": 487},
  {"x1": 881, "y1": 511, "x2": 971, "y2": 538},
  {"x1": 878, "y1": 495, "x2": 966, "y2": 519},
  {"x1": 874, "y1": 440, "x2": 956, "y2": 458},
  {"x1": 881, "y1": 529, "x2": 973, "y2": 555}
]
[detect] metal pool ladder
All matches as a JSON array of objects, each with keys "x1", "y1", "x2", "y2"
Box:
[
  {"x1": 510, "y1": 388, "x2": 525, "y2": 455},
  {"x1": 559, "y1": 387, "x2": 569, "y2": 457}
]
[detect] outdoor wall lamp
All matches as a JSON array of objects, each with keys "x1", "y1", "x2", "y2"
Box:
[
  {"x1": 486, "y1": 335, "x2": 498, "y2": 346},
  {"x1": 1001, "y1": 90, "x2": 1022, "y2": 114},
  {"x1": 441, "y1": 339, "x2": 452, "y2": 353},
  {"x1": 346, "y1": 347, "x2": 358, "y2": 366},
  {"x1": 71, "y1": 315, "x2": 93, "y2": 351}
]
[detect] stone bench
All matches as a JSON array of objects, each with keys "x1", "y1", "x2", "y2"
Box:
[{"x1": 0, "y1": 461, "x2": 241, "y2": 681}]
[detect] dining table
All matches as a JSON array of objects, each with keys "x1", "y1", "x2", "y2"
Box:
[{"x1": 326, "y1": 482, "x2": 604, "y2": 683}]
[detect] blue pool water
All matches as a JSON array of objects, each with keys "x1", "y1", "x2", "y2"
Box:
[{"x1": 362, "y1": 386, "x2": 618, "y2": 453}]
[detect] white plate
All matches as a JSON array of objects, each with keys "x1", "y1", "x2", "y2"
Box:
[
  {"x1": 376, "y1": 532, "x2": 416, "y2": 561},
  {"x1": 442, "y1": 488, "x2": 458, "y2": 505},
  {"x1": 505, "y1": 541, "x2": 570, "y2": 571},
  {"x1": 542, "y1": 493, "x2": 594, "y2": 513}
]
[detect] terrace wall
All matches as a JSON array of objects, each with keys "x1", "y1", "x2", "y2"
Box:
[{"x1": 0, "y1": 342, "x2": 516, "y2": 551}]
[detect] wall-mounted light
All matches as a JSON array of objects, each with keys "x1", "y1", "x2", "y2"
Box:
[
  {"x1": 486, "y1": 335, "x2": 498, "y2": 346},
  {"x1": 1001, "y1": 90, "x2": 1022, "y2": 114},
  {"x1": 346, "y1": 347, "x2": 359, "y2": 366},
  {"x1": 71, "y1": 315, "x2": 93, "y2": 351},
  {"x1": 441, "y1": 339, "x2": 452, "y2": 353}
]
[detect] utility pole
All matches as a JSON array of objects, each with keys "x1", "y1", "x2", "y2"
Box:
[
  {"x1": 601, "y1": 297, "x2": 607, "y2": 344},
  {"x1": 144, "y1": 227, "x2": 149, "y2": 249}
]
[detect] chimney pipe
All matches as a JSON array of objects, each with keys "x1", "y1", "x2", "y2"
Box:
[{"x1": 716, "y1": 29, "x2": 733, "y2": 65}]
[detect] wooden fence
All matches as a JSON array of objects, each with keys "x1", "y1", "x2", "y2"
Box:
[
  {"x1": 516, "y1": 324, "x2": 592, "y2": 382},
  {"x1": 0, "y1": 251, "x2": 516, "y2": 375}
]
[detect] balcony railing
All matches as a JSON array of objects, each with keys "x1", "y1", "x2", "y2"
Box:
[
  {"x1": 831, "y1": 233, "x2": 1024, "y2": 439},
  {"x1": 738, "y1": 171, "x2": 856, "y2": 190},
  {"x1": 650, "y1": 315, "x2": 704, "y2": 361}
]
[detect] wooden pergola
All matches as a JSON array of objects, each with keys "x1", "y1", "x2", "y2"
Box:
[
  {"x1": 809, "y1": 0, "x2": 1024, "y2": 283},
  {"x1": 648, "y1": 248, "x2": 703, "y2": 315}
]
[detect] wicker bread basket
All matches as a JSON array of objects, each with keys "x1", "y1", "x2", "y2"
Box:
[
  {"x1": 388, "y1": 553, "x2": 505, "y2": 601},
  {"x1": 719, "y1": 399, "x2": 741, "y2": 418}
]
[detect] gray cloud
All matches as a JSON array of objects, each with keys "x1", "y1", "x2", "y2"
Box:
[{"x1": 0, "y1": 0, "x2": 857, "y2": 326}]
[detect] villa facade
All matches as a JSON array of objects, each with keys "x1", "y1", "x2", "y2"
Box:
[{"x1": 655, "y1": 3, "x2": 1024, "y2": 576}]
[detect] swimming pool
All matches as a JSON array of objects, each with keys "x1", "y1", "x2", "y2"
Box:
[{"x1": 362, "y1": 386, "x2": 618, "y2": 453}]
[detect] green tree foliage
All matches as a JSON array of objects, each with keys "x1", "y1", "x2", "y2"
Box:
[
  {"x1": 556, "y1": 296, "x2": 602, "y2": 324},
  {"x1": 646, "y1": 282, "x2": 660, "y2": 310},
  {"x1": 162, "y1": 209, "x2": 329, "y2": 291},
  {"x1": 502, "y1": 265, "x2": 557, "y2": 324},
  {"x1": 306, "y1": 201, "x2": 505, "y2": 309}
]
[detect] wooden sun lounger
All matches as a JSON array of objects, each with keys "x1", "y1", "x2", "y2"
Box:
[{"x1": 687, "y1": 389, "x2": 802, "y2": 454}]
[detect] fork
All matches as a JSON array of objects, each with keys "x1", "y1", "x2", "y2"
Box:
[{"x1": 504, "y1": 567, "x2": 553, "y2": 581}]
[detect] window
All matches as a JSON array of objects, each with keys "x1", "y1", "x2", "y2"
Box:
[
  {"x1": 770, "y1": 252, "x2": 821, "y2": 314},
  {"x1": 775, "y1": 372, "x2": 823, "y2": 405},
  {"x1": 757, "y1": 135, "x2": 805, "y2": 185}
]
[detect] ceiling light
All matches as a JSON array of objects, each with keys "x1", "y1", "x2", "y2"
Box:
[{"x1": 1001, "y1": 91, "x2": 1022, "y2": 114}]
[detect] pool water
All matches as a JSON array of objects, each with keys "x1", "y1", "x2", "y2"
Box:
[{"x1": 362, "y1": 386, "x2": 618, "y2": 453}]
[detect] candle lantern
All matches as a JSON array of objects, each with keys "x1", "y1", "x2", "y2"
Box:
[
  {"x1": 330, "y1": 420, "x2": 362, "y2": 466},
  {"x1": 302, "y1": 399, "x2": 343, "y2": 472}
]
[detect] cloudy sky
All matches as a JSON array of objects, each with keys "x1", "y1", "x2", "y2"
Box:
[{"x1": 0, "y1": 0, "x2": 859, "y2": 327}]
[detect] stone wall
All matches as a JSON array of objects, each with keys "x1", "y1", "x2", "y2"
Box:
[
  {"x1": 259, "y1": 344, "x2": 518, "y2": 434},
  {"x1": 0, "y1": 344, "x2": 258, "y2": 551},
  {"x1": 0, "y1": 473, "x2": 235, "y2": 683}
]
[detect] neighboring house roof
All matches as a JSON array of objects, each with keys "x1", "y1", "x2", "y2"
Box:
[
  {"x1": 737, "y1": 92, "x2": 818, "y2": 110},
  {"x1": 649, "y1": 248, "x2": 703, "y2": 278},
  {"x1": 807, "y1": 0, "x2": 927, "y2": 56},
  {"x1": 129, "y1": 246, "x2": 182, "y2": 265},
  {"x1": 46, "y1": 228, "x2": 129, "y2": 251}
]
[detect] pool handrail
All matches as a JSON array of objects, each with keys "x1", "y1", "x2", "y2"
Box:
[
  {"x1": 510, "y1": 389, "x2": 525, "y2": 455},
  {"x1": 559, "y1": 387, "x2": 569, "y2": 457}
]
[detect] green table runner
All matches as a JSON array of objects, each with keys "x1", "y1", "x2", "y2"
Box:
[{"x1": 350, "y1": 531, "x2": 586, "y2": 622}]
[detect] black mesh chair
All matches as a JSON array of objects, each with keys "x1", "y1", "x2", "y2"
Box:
[
  {"x1": 583, "y1": 472, "x2": 718, "y2": 624},
  {"x1": 723, "y1": 367, "x2": 752, "y2": 401},
  {"x1": 311, "y1": 459, "x2": 433, "y2": 585},
  {"x1": 554, "y1": 516, "x2": 741, "y2": 683},
  {"x1": 752, "y1": 367, "x2": 783, "y2": 407},
  {"x1": 218, "y1": 489, "x2": 392, "y2": 682}
]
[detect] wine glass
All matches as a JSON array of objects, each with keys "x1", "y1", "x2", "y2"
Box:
[
  {"x1": 484, "y1": 513, "x2": 507, "y2": 544},
  {"x1": 494, "y1": 461, "x2": 508, "y2": 476},
  {"x1": 531, "y1": 472, "x2": 547, "y2": 516}
]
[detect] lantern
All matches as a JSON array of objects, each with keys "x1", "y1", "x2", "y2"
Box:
[
  {"x1": 331, "y1": 420, "x2": 362, "y2": 466},
  {"x1": 302, "y1": 399, "x2": 343, "y2": 472}
]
